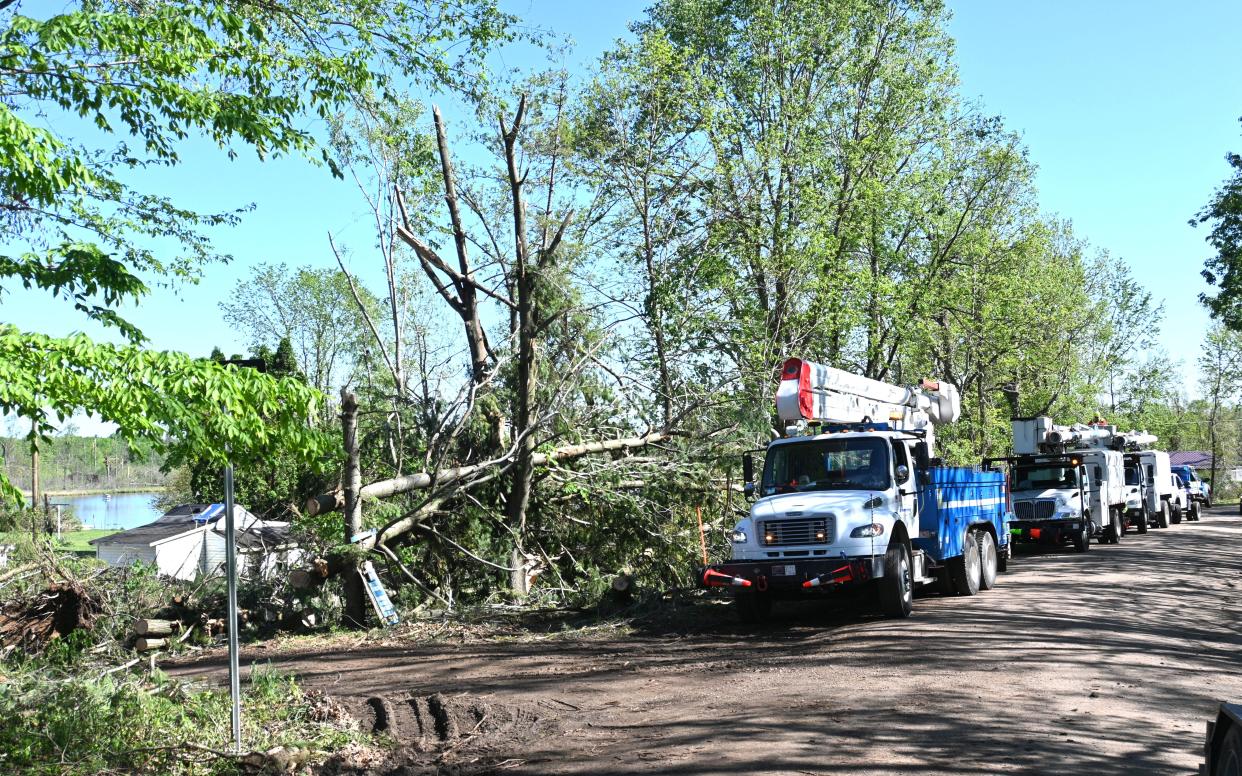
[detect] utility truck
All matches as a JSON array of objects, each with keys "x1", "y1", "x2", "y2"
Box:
[
  {"x1": 988, "y1": 418, "x2": 1157, "y2": 552},
  {"x1": 1129, "y1": 449, "x2": 1176, "y2": 529},
  {"x1": 700, "y1": 358, "x2": 1012, "y2": 621},
  {"x1": 1172, "y1": 464, "x2": 1210, "y2": 514}
]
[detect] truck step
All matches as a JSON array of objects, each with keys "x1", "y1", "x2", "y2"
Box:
[{"x1": 911, "y1": 550, "x2": 934, "y2": 585}]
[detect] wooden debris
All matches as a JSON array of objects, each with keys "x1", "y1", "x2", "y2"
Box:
[
  {"x1": 135, "y1": 637, "x2": 167, "y2": 652},
  {"x1": 132, "y1": 618, "x2": 176, "y2": 636}
]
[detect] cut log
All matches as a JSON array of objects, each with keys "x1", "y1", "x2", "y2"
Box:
[
  {"x1": 135, "y1": 637, "x2": 167, "y2": 652},
  {"x1": 132, "y1": 618, "x2": 175, "y2": 636},
  {"x1": 289, "y1": 557, "x2": 340, "y2": 590}
]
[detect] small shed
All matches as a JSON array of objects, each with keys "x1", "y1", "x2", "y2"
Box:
[{"x1": 90, "y1": 503, "x2": 301, "y2": 581}]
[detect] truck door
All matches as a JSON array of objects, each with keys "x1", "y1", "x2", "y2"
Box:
[
  {"x1": 1092, "y1": 464, "x2": 1104, "y2": 521},
  {"x1": 1079, "y1": 464, "x2": 1092, "y2": 521},
  {"x1": 891, "y1": 440, "x2": 916, "y2": 531}
]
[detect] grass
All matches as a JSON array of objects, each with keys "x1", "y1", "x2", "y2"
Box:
[
  {"x1": 0, "y1": 656, "x2": 370, "y2": 775},
  {"x1": 56, "y1": 529, "x2": 117, "y2": 552},
  {"x1": 0, "y1": 530, "x2": 116, "y2": 554}
]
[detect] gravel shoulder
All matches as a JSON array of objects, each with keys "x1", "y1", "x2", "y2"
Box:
[{"x1": 168, "y1": 508, "x2": 1242, "y2": 775}]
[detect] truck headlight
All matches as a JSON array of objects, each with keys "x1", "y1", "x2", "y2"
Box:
[
  {"x1": 850, "y1": 523, "x2": 885, "y2": 538},
  {"x1": 731, "y1": 529, "x2": 747, "y2": 544}
]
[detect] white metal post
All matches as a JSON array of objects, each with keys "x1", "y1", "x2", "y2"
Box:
[{"x1": 223, "y1": 464, "x2": 242, "y2": 752}]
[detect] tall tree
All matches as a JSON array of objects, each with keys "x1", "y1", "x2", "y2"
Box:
[
  {"x1": 1198, "y1": 325, "x2": 1242, "y2": 493},
  {"x1": 1195, "y1": 116, "x2": 1242, "y2": 330},
  {"x1": 220, "y1": 263, "x2": 379, "y2": 401}
]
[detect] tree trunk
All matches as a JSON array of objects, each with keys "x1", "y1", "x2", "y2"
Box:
[
  {"x1": 502, "y1": 97, "x2": 536, "y2": 598},
  {"x1": 340, "y1": 389, "x2": 367, "y2": 627}
]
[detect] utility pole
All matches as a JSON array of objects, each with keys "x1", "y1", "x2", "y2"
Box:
[
  {"x1": 219, "y1": 357, "x2": 266, "y2": 754},
  {"x1": 30, "y1": 420, "x2": 40, "y2": 542}
]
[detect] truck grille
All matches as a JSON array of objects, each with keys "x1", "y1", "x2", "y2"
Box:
[
  {"x1": 760, "y1": 517, "x2": 832, "y2": 546},
  {"x1": 1013, "y1": 500, "x2": 1056, "y2": 521}
]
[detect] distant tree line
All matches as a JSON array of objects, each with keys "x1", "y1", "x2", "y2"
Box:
[{"x1": 0, "y1": 434, "x2": 165, "y2": 495}]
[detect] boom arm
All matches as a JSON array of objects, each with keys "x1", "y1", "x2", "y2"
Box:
[
  {"x1": 775, "y1": 358, "x2": 961, "y2": 444},
  {"x1": 1015, "y1": 417, "x2": 1158, "y2": 453}
]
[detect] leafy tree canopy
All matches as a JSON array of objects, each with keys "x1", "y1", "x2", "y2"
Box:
[
  {"x1": 0, "y1": 0, "x2": 514, "y2": 504},
  {"x1": 1196, "y1": 116, "x2": 1242, "y2": 330}
]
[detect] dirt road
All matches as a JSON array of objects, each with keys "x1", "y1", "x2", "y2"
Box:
[{"x1": 170, "y1": 508, "x2": 1242, "y2": 775}]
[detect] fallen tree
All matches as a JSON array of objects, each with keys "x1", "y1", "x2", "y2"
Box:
[
  {"x1": 290, "y1": 430, "x2": 676, "y2": 590},
  {"x1": 303, "y1": 430, "x2": 677, "y2": 517}
]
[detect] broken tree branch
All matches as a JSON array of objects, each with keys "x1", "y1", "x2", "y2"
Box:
[{"x1": 303, "y1": 430, "x2": 677, "y2": 516}]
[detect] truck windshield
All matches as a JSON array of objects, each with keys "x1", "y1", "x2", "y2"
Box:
[
  {"x1": 762, "y1": 437, "x2": 891, "y2": 495},
  {"x1": 1014, "y1": 465, "x2": 1077, "y2": 491},
  {"x1": 1124, "y1": 467, "x2": 1141, "y2": 486}
]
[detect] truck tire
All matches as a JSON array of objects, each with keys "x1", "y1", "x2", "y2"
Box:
[
  {"x1": 1135, "y1": 509, "x2": 1149, "y2": 535},
  {"x1": 997, "y1": 541, "x2": 1010, "y2": 573},
  {"x1": 1104, "y1": 508, "x2": 1123, "y2": 544},
  {"x1": 1156, "y1": 501, "x2": 1170, "y2": 529},
  {"x1": 949, "y1": 531, "x2": 982, "y2": 595},
  {"x1": 1213, "y1": 722, "x2": 1242, "y2": 776},
  {"x1": 736, "y1": 592, "x2": 771, "y2": 624},
  {"x1": 1072, "y1": 520, "x2": 1091, "y2": 553},
  {"x1": 1172, "y1": 505, "x2": 1183, "y2": 525},
  {"x1": 978, "y1": 530, "x2": 998, "y2": 590},
  {"x1": 1205, "y1": 495, "x2": 1213, "y2": 508},
  {"x1": 878, "y1": 542, "x2": 913, "y2": 618},
  {"x1": 1190, "y1": 502, "x2": 1201, "y2": 522}
]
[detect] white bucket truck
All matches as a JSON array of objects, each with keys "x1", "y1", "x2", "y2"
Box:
[
  {"x1": 991, "y1": 418, "x2": 1151, "y2": 551},
  {"x1": 1126, "y1": 449, "x2": 1176, "y2": 530},
  {"x1": 701, "y1": 359, "x2": 1012, "y2": 621}
]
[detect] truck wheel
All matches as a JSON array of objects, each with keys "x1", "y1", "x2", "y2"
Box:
[
  {"x1": 1072, "y1": 521, "x2": 1091, "y2": 553},
  {"x1": 1205, "y1": 496, "x2": 1213, "y2": 508},
  {"x1": 950, "y1": 531, "x2": 982, "y2": 595},
  {"x1": 1190, "y1": 502, "x2": 1201, "y2": 522},
  {"x1": 1136, "y1": 509, "x2": 1149, "y2": 535},
  {"x1": 1214, "y1": 723, "x2": 1242, "y2": 776},
  {"x1": 997, "y1": 542, "x2": 1010, "y2": 573},
  {"x1": 1172, "y1": 506, "x2": 1183, "y2": 525},
  {"x1": 1156, "y1": 502, "x2": 1170, "y2": 529},
  {"x1": 1104, "y1": 508, "x2": 1123, "y2": 544},
  {"x1": 736, "y1": 592, "x2": 771, "y2": 624},
  {"x1": 978, "y1": 531, "x2": 998, "y2": 590},
  {"x1": 878, "y1": 542, "x2": 913, "y2": 618}
]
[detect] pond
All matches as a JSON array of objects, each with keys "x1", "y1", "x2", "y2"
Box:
[{"x1": 61, "y1": 492, "x2": 165, "y2": 531}]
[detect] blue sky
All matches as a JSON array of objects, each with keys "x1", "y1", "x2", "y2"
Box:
[{"x1": 4, "y1": 0, "x2": 1241, "y2": 433}]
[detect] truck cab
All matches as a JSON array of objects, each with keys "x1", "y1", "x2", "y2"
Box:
[
  {"x1": 1172, "y1": 465, "x2": 1210, "y2": 510},
  {"x1": 735, "y1": 429, "x2": 919, "y2": 565},
  {"x1": 1005, "y1": 454, "x2": 1095, "y2": 552}
]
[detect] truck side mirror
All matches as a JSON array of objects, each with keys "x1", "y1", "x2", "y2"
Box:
[
  {"x1": 742, "y1": 453, "x2": 755, "y2": 500},
  {"x1": 913, "y1": 441, "x2": 930, "y2": 472}
]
